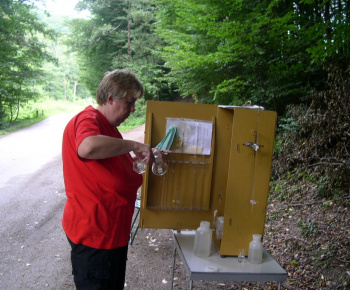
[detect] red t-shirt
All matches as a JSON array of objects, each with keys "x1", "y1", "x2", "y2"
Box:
[{"x1": 62, "y1": 106, "x2": 143, "y2": 249}]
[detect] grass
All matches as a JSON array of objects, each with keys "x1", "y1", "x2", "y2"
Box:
[{"x1": 0, "y1": 98, "x2": 146, "y2": 136}]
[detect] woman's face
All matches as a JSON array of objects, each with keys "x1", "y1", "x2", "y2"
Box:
[{"x1": 107, "y1": 93, "x2": 138, "y2": 127}]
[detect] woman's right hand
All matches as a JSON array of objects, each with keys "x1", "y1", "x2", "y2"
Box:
[{"x1": 132, "y1": 142, "x2": 153, "y2": 165}]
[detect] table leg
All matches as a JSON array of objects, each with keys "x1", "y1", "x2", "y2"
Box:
[
  {"x1": 189, "y1": 279, "x2": 193, "y2": 290},
  {"x1": 239, "y1": 281, "x2": 242, "y2": 290},
  {"x1": 171, "y1": 247, "x2": 177, "y2": 290},
  {"x1": 278, "y1": 281, "x2": 281, "y2": 290}
]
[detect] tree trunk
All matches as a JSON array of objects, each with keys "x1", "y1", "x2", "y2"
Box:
[
  {"x1": 128, "y1": 19, "x2": 131, "y2": 58},
  {"x1": 15, "y1": 98, "x2": 19, "y2": 121},
  {"x1": 73, "y1": 81, "x2": 77, "y2": 104},
  {"x1": 64, "y1": 73, "x2": 67, "y2": 109}
]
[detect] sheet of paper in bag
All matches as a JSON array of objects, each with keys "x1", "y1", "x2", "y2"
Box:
[{"x1": 165, "y1": 118, "x2": 213, "y2": 155}]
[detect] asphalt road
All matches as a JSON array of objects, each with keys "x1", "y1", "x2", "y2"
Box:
[
  {"x1": 0, "y1": 113, "x2": 76, "y2": 289},
  {"x1": 0, "y1": 113, "x2": 232, "y2": 290},
  {"x1": 0, "y1": 114, "x2": 185, "y2": 290}
]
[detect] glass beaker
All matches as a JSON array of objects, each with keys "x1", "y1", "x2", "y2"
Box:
[
  {"x1": 133, "y1": 148, "x2": 168, "y2": 175},
  {"x1": 215, "y1": 216, "x2": 224, "y2": 240},
  {"x1": 133, "y1": 157, "x2": 147, "y2": 174},
  {"x1": 151, "y1": 148, "x2": 168, "y2": 176}
]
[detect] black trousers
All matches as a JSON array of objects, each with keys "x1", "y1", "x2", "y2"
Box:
[{"x1": 67, "y1": 237, "x2": 128, "y2": 290}]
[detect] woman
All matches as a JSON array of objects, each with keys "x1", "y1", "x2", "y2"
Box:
[{"x1": 62, "y1": 69, "x2": 152, "y2": 289}]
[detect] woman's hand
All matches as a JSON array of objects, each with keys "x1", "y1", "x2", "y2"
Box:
[{"x1": 132, "y1": 142, "x2": 153, "y2": 165}]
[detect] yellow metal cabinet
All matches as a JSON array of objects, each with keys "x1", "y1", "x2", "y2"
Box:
[{"x1": 139, "y1": 101, "x2": 277, "y2": 256}]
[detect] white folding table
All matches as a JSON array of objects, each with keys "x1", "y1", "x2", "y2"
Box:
[{"x1": 171, "y1": 231, "x2": 287, "y2": 290}]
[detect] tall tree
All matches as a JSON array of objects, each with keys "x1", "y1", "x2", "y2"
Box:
[
  {"x1": 69, "y1": 0, "x2": 171, "y2": 100},
  {"x1": 67, "y1": 0, "x2": 129, "y2": 94},
  {"x1": 0, "y1": 0, "x2": 56, "y2": 123}
]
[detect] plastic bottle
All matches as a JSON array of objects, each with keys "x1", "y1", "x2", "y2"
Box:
[
  {"x1": 215, "y1": 216, "x2": 224, "y2": 240},
  {"x1": 248, "y1": 234, "x2": 263, "y2": 264},
  {"x1": 193, "y1": 221, "x2": 212, "y2": 257},
  {"x1": 151, "y1": 149, "x2": 168, "y2": 176}
]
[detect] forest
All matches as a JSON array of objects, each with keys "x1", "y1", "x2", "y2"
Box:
[{"x1": 1, "y1": 0, "x2": 349, "y2": 288}]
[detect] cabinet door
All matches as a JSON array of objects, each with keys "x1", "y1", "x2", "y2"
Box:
[
  {"x1": 140, "y1": 101, "x2": 217, "y2": 230},
  {"x1": 220, "y1": 109, "x2": 277, "y2": 256}
]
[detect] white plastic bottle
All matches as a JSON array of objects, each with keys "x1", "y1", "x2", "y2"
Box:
[
  {"x1": 193, "y1": 221, "x2": 212, "y2": 257},
  {"x1": 248, "y1": 234, "x2": 263, "y2": 264}
]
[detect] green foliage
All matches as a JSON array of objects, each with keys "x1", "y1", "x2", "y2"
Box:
[
  {"x1": 0, "y1": 0, "x2": 57, "y2": 124},
  {"x1": 270, "y1": 170, "x2": 309, "y2": 202},
  {"x1": 213, "y1": 78, "x2": 245, "y2": 105},
  {"x1": 272, "y1": 64, "x2": 350, "y2": 195},
  {"x1": 67, "y1": 0, "x2": 173, "y2": 100},
  {"x1": 277, "y1": 117, "x2": 300, "y2": 134},
  {"x1": 34, "y1": 10, "x2": 92, "y2": 102},
  {"x1": 297, "y1": 219, "x2": 320, "y2": 237},
  {"x1": 0, "y1": 98, "x2": 91, "y2": 135},
  {"x1": 1, "y1": 1, "x2": 350, "y2": 204},
  {"x1": 154, "y1": 0, "x2": 350, "y2": 113},
  {"x1": 315, "y1": 242, "x2": 338, "y2": 270},
  {"x1": 0, "y1": 97, "x2": 146, "y2": 136},
  {"x1": 0, "y1": 0, "x2": 93, "y2": 128},
  {"x1": 315, "y1": 176, "x2": 344, "y2": 199}
]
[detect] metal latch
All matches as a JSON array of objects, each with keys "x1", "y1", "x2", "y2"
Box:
[{"x1": 243, "y1": 142, "x2": 264, "y2": 152}]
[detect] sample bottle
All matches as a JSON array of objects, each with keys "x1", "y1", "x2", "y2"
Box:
[
  {"x1": 133, "y1": 148, "x2": 168, "y2": 175},
  {"x1": 248, "y1": 234, "x2": 263, "y2": 264},
  {"x1": 133, "y1": 157, "x2": 147, "y2": 174},
  {"x1": 215, "y1": 216, "x2": 224, "y2": 240},
  {"x1": 193, "y1": 221, "x2": 212, "y2": 257},
  {"x1": 151, "y1": 149, "x2": 168, "y2": 176}
]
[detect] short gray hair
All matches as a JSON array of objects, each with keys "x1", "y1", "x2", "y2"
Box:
[{"x1": 96, "y1": 69, "x2": 144, "y2": 105}]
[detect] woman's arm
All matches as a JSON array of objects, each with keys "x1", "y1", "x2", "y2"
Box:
[{"x1": 78, "y1": 135, "x2": 152, "y2": 162}]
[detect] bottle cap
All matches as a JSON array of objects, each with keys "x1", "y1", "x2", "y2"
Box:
[{"x1": 200, "y1": 221, "x2": 210, "y2": 228}]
